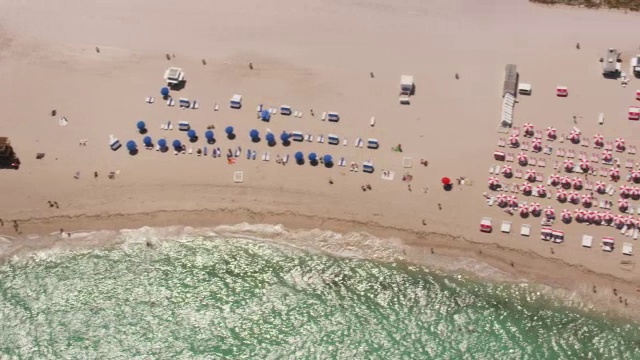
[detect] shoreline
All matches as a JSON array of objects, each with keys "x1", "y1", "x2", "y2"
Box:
[
  {"x1": 529, "y1": 0, "x2": 640, "y2": 12},
  {"x1": 2, "y1": 207, "x2": 640, "y2": 322}
]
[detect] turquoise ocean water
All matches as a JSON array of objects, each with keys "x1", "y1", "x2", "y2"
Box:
[{"x1": 0, "y1": 225, "x2": 639, "y2": 359}]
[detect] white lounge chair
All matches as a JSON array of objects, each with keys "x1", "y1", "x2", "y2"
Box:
[
  {"x1": 321, "y1": 112, "x2": 327, "y2": 121},
  {"x1": 191, "y1": 101, "x2": 199, "y2": 109},
  {"x1": 265, "y1": 152, "x2": 270, "y2": 161},
  {"x1": 146, "y1": 96, "x2": 155, "y2": 104},
  {"x1": 318, "y1": 135, "x2": 324, "y2": 143},
  {"x1": 623, "y1": 243, "x2": 633, "y2": 255},
  {"x1": 283, "y1": 154, "x2": 289, "y2": 164},
  {"x1": 343, "y1": 139, "x2": 348, "y2": 146},
  {"x1": 306, "y1": 134, "x2": 312, "y2": 142},
  {"x1": 338, "y1": 157, "x2": 346, "y2": 167},
  {"x1": 520, "y1": 224, "x2": 531, "y2": 236},
  {"x1": 167, "y1": 98, "x2": 175, "y2": 106},
  {"x1": 487, "y1": 197, "x2": 495, "y2": 206},
  {"x1": 214, "y1": 103, "x2": 219, "y2": 111},
  {"x1": 370, "y1": 116, "x2": 375, "y2": 127},
  {"x1": 161, "y1": 124, "x2": 167, "y2": 130},
  {"x1": 168, "y1": 123, "x2": 173, "y2": 130},
  {"x1": 501, "y1": 221, "x2": 512, "y2": 233}
]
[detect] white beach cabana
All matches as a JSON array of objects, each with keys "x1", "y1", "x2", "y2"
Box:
[
  {"x1": 280, "y1": 105, "x2": 292, "y2": 115},
  {"x1": 367, "y1": 138, "x2": 379, "y2": 149},
  {"x1": 327, "y1": 112, "x2": 340, "y2": 122},
  {"x1": 230, "y1": 94, "x2": 242, "y2": 109},
  {"x1": 327, "y1": 134, "x2": 339, "y2": 145},
  {"x1": 501, "y1": 220, "x2": 512, "y2": 233},
  {"x1": 163, "y1": 67, "x2": 185, "y2": 86},
  {"x1": 291, "y1": 131, "x2": 304, "y2": 142}
]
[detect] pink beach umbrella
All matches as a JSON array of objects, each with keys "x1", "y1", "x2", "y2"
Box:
[
  {"x1": 615, "y1": 137, "x2": 625, "y2": 151},
  {"x1": 563, "y1": 159, "x2": 574, "y2": 172},
  {"x1": 535, "y1": 185, "x2": 547, "y2": 197},
  {"x1": 594, "y1": 181, "x2": 606, "y2": 194},
  {"x1": 526, "y1": 169, "x2": 536, "y2": 182},
  {"x1": 626, "y1": 215, "x2": 636, "y2": 227},
  {"x1": 521, "y1": 182, "x2": 533, "y2": 194},
  {"x1": 602, "y1": 151, "x2": 613, "y2": 162},
  {"x1": 618, "y1": 198, "x2": 629, "y2": 210},
  {"x1": 507, "y1": 195, "x2": 518, "y2": 207},
  {"x1": 546, "y1": 126, "x2": 557, "y2": 140},
  {"x1": 593, "y1": 134, "x2": 604, "y2": 147},
  {"x1": 517, "y1": 152, "x2": 528, "y2": 164},
  {"x1": 510, "y1": 135, "x2": 519, "y2": 147},
  {"x1": 556, "y1": 188, "x2": 567, "y2": 202},
  {"x1": 632, "y1": 187, "x2": 640, "y2": 200},
  {"x1": 544, "y1": 206, "x2": 555, "y2": 218},
  {"x1": 588, "y1": 211, "x2": 600, "y2": 223},
  {"x1": 549, "y1": 173, "x2": 561, "y2": 186},
  {"x1": 496, "y1": 194, "x2": 507, "y2": 207},
  {"x1": 609, "y1": 167, "x2": 620, "y2": 180},
  {"x1": 529, "y1": 202, "x2": 541, "y2": 214},
  {"x1": 532, "y1": 137, "x2": 542, "y2": 151},
  {"x1": 561, "y1": 209, "x2": 572, "y2": 221},
  {"x1": 560, "y1": 176, "x2": 572, "y2": 188},
  {"x1": 602, "y1": 211, "x2": 614, "y2": 224},
  {"x1": 568, "y1": 190, "x2": 580, "y2": 204},
  {"x1": 488, "y1": 176, "x2": 500, "y2": 187},
  {"x1": 519, "y1": 203, "x2": 529, "y2": 216},
  {"x1": 614, "y1": 214, "x2": 625, "y2": 227},
  {"x1": 631, "y1": 170, "x2": 640, "y2": 183},
  {"x1": 575, "y1": 209, "x2": 587, "y2": 222},
  {"x1": 581, "y1": 193, "x2": 592, "y2": 207},
  {"x1": 522, "y1": 122, "x2": 534, "y2": 135},
  {"x1": 568, "y1": 130, "x2": 580, "y2": 143},
  {"x1": 619, "y1": 185, "x2": 630, "y2": 198},
  {"x1": 572, "y1": 177, "x2": 583, "y2": 189},
  {"x1": 502, "y1": 165, "x2": 513, "y2": 177},
  {"x1": 579, "y1": 160, "x2": 590, "y2": 173}
]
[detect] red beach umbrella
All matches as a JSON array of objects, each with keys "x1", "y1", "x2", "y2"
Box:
[
  {"x1": 568, "y1": 130, "x2": 580, "y2": 143},
  {"x1": 631, "y1": 187, "x2": 640, "y2": 199},
  {"x1": 535, "y1": 184, "x2": 546, "y2": 197},
  {"x1": 602, "y1": 151, "x2": 613, "y2": 162},
  {"x1": 526, "y1": 169, "x2": 536, "y2": 182},
  {"x1": 631, "y1": 170, "x2": 640, "y2": 182},
  {"x1": 510, "y1": 135, "x2": 519, "y2": 147},
  {"x1": 572, "y1": 177, "x2": 583, "y2": 189},
  {"x1": 517, "y1": 152, "x2": 528, "y2": 164},
  {"x1": 519, "y1": 203, "x2": 529, "y2": 216},
  {"x1": 602, "y1": 211, "x2": 614, "y2": 223},
  {"x1": 609, "y1": 167, "x2": 620, "y2": 179},
  {"x1": 619, "y1": 185, "x2": 630, "y2": 198},
  {"x1": 502, "y1": 165, "x2": 512, "y2": 176},
  {"x1": 549, "y1": 173, "x2": 561, "y2": 186},
  {"x1": 532, "y1": 137, "x2": 542, "y2": 151},
  {"x1": 568, "y1": 191, "x2": 580, "y2": 204},
  {"x1": 507, "y1": 195, "x2": 518, "y2": 206},
  {"x1": 441, "y1": 177, "x2": 451, "y2": 185},
  {"x1": 580, "y1": 161, "x2": 590, "y2": 172},
  {"x1": 618, "y1": 198, "x2": 629, "y2": 210},
  {"x1": 614, "y1": 215, "x2": 625, "y2": 226},
  {"x1": 488, "y1": 177, "x2": 500, "y2": 187},
  {"x1": 529, "y1": 202, "x2": 541, "y2": 213},
  {"x1": 496, "y1": 194, "x2": 507, "y2": 207},
  {"x1": 544, "y1": 206, "x2": 555, "y2": 218},
  {"x1": 581, "y1": 193, "x2": 592, "y2": 206},
  {"x1": 615, "y1": 137, "x2": 625, "y2": 151},
  {"x1": 561, "y1": 209, "x2": 572, "y2": 220},
  {"x1": 521, "y1": 182, "x2": 533, "y2": 194},
  {"x1": 594, "y1": 181, "x2": 606, "y2": 193}
]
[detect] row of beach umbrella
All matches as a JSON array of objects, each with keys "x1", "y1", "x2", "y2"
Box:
[{"x1": 520, "y1": 123, "x2": 626, "y2": 150}]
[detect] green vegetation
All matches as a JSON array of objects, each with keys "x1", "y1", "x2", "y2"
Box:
[{"x1": 530, "y1": 0, "x2": 640, "y2": 11}]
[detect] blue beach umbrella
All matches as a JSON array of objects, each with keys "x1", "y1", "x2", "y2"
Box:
[
  {"x1": 136, "y1": 120, "x2": 146, "y2": 132},
  {"x1": 280, "y1": 132, "x2": 290, "y2": 142},
  {"x1": 249, "y1": 129, "x2": 259, "y2": 140},
  {"x1": 205, "y1": 130, "x2": 214, "y2": 141},
  {"x1": 309, "y1": 152, "x2": 317, "y2": 162},
  {"x1": 261, "y1": 109, "x2": 271, "y2": 121},
  {"x1": 225, "y1": 126, "x2": 234, "y2": 135},
  {"x1": 187, "y1": 129, "x2": 197, "y2": 139},
  {"x1": 143, "y1": 136, "x2": 153, "y2": 147},
  {"x1": 172, "y1": 139, "x2": 182, "y2": 150},
  {"x1": 161, "y1": 87, "x2": 170, "y2": 97},
  {"x1": 266, "y1": 133, "x2": 275, "y2": 144},
  {"x1": 158, "y1": 138, "x2": 167, "y2": 150},
  {"x1": 323, "y1": 154, "x2": 333, "y2": 164},
  {"x1": 126, "y1": 140, "x2": 137, "y2": 154},
  {"x1": 295, "y1": 151, "x2": 304, "y2": 161}
]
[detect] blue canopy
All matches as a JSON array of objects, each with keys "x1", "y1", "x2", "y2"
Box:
[
  {"x1": 225, "y1": 126, "x2": 234, "y2": 135},
  {"x1": 161, "y1": 87, "x2": 170, "y2": 97},
  {"x1": 323, "y1": 155, "x2": 333, "y2": 164},
  {"x1": 205, "y1": 130, "x2": 214, "y2": 140},
  {"x1": 280, "y1": 132, "x2": 290, "y2": 142},
  {"x1": 172, "y1": 139, "x2": 182, "y2": 149},
  {"x1": 309, "y1": 152, "x2": 317, "y2": 161},
  {"x1": 143, "y1": 136, "x2": 152, "y2": 146},
  {"x1": 126, "y1": 140, "x2": 137, "y2": 151},
  {"x1": 261, "y1": 110, "x2": 271, "y2": 121},
  {"x1": 187, "y1": 129, "x2": 197, "y2": 139},
  {"x1": 136, "y1": 120, "x2": 146, "y2": 130},
  {"x1": 295, "y1": 151, "x2": 304, "y2": 161},
  {"x1": 158, "y1": 139, "x2": 167, "y2": 148},
  {"x1": 249, "y1": 129, "x2": 259, "y2": 139},
  {"x1": 266, "y1": 133, "x2": 275, "y2": 143}
]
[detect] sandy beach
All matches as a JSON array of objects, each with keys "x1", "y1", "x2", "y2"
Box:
[{"x1": 1, "y1": 0, "x2": 640, "y2": 319}]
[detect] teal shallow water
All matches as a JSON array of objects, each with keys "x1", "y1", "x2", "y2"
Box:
[{"x1": 0, "y1": 231, "x2": 639, "y2": 359}]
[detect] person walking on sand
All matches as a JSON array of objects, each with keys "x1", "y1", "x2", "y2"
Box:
[
  {"x1": 576, "y1": 42, "x2": 580, "y2": 49},
  {"x1": 438, "y1": 203, "x2": 442, "y2": 210},
  {"x1": 422, "y1": 219, "x2": 427, "y2": 226},
  {"x1": 249, "y1": 62, "x2": 254, "y2": 70},
  {"x1": 455, "y1": 73, "x2": 459, "y2": 80},
  {"x1": 370, "y1": 72, "x2": 374, "y2": 78},
  {"x1": 54, "y1": 201, "x2": 59, "y2": 209}
]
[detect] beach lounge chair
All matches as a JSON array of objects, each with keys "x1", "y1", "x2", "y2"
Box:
[
  {"x1": 581, "y1": 235, "x2": 593, "y2": 248},
  {"x1": 168, "y1": 122, "x2": 173, "y2": 130},
  {"x1": 327, "y1": 112, "x2": 339, "y2": 122},
  {"x1": 233, "y1": 171, "x2": 244, "y2": 183},
  {"x1": 214, "y1": 103, "x2": 219, "y2": 111},
  {"x1": 529, "y1": 157, "x2": 537, "y2": 166},
  {"x1": 520, "y1": 224, "x2": 531, "y2": 236},
  {"x1": 487, "y1": 197, "x2": 495, "y2": 206},
  {"x1": 521, "y1": 142, "x2": 529, "y2": 151},
  {"x1": 317, "y1": 135, "x2": 324, "y2": 143},
  {"x1": 370, "y1": 116, "x2": 375, "y2": 127},
  {"x1": 235, "y1": 147, "x2": 241, "y2": 157},
  {"x1": 602, "y1": 237, "x2": 614, "y2": 252},
  {"x1": 607, "y1": 186, "x2": 615, "y2": 196},
  {"x1": 621, "y1": 225, "x2": 628, "y2": 235},
  {"x1": 505, "y1": 153, "x2": 514, "y2": 162},
  {"x1": 626, "y1": 159, "x2": 634, "y2": 168},
  {"x1": 203, "y1": 147, "x2": 208, "y2": 156},
  {"x1": 629, "y1": 145, "x2": 637, "y2": 155},
  {"x1": 623, "y1": 243, "x2": 633, "y2": 255},
  {"x1": 167, "y1": 98, "x2": 175, "y2": 106},
  {"x1": 582, "y1": 139, "x2": 589, "y2": 147},
  {"x1": 537, "y1": 158, "x2": 546, "y2": 168},
  {"x1": 306, "y1": 134, "x2": 313, "y2": 142},
  {"x1": 514, "y1": 169, "x2": 522, "y2": 179},
  {"x1": 495, "y1": 165, "x2": 501, "y2": 175},
  {"x1": 497, "y1": 138, "x2": 506, "y2": 147},
  {"x1": 178, "y1": 121, "x2": 190, "y2": 131},
  {"x1": 634, "y1": 229, "x2": 639, "y2": 240},
  {"x1": 338, "y1": 157, "x2": 346, "y2": 167},
  {"x1": 604, "y1": 142, "x2": 613, "y2": 151},
  {"x1": 146, "y1": 96, "x2": 155, "y2": 104},
  {"x1": 321, "y1": 112, "x2": 327, "y2": 121},
  {"x1": 160, "y1": 124, "x2": 166, "y2": 130},
  {"x1": 343, "y1": 139, "x2": 348, "y2": 146},
  {"x1": 191, "y1": 101, "x2": 199, "y2": 109},
  {"x1": 282, "y1": 154, "x2": 289, "y2": 164},
  {"x1": 567, "y1": 149, "x2": 575, "y2": 158},
  {"x1": 489, "y1": 165, "x2": 495, "y2": 174},
  {"x1": 109, "y1": 135, "x2": 121, "y2": 151}
]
